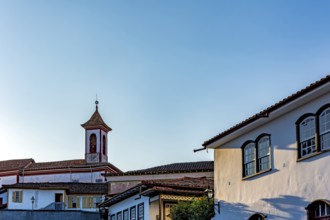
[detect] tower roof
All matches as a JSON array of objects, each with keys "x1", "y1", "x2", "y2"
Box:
[{"x1": 81, "y1": 103, "x2": 112, "y2": 132}]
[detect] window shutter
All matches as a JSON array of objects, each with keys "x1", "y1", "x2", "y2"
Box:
[
  {"x1": 68, "y1": 196, "x2": 72, "y2": 208},
  {"x1": 90, "y1": 197, "x2": 93, "y2": 208},
  {"x1": 12, "y1": 192, "x2": 15, "y2": 202},
  {"x1": 76, "y1": 196, "x2": 80, "y2": 208},
  {"x1": 82, "y1": 197, "x2": 87, "y2": 208},
  {"x1": 18, "y1": 191, "x2": 22, "y2": 203}
]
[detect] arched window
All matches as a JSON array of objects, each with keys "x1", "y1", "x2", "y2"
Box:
[
  {"x1": 248, "y1": 213, "x2": 266, "y2": 220},
  {"x1": 102, "y1": 135, "x2": 106, "y2": 155},
  {"x1": 90, "y1": 134, "x2": 97, "y2": 154},
  {"x1": 319, "y1": 107, "x2": 330, "y2": 150},
  {"x1": 298, "y1": 116, "x2": 316, "y2": 158},
  {"x1": 257, "y1": 136, "x2": 271, "y2": 172},
  {"x1": 243, "y1": 142, "x2": 256, "y2": 177},
  {"x1": 242, "y1": 134, "x2": 272, "y2": 178},
  {"x1": 306, "y1": 200, "x2": 330, "y2": 220}
]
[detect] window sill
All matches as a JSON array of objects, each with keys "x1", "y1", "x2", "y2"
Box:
[
  {"x1": 242, "y1": 168, "x2": 272, "y2": 180},
  {"x1": 297, "y1": 149, "x2": 330, "y2": 162}
]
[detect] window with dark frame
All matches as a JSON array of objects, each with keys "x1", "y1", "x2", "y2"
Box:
[
  {"x1": 130, "y1": 206, "x2": 137, "y2": 220},
  {"x1": 306, "y1": 200, "x2": 330, "y2": 220},
  {"x1": 296, "y1": 104, "x2": 330, "y2": 159},
  {"x1": 103, "y1": 135, "x2": 107, "y2": 155},
  {"x1": 123, "y1": 209, "x2": 129, "y2": 220},
  {"x1": 243, "y1": 142, "x2": 256, "y2": 177},
  {"x1": 12, "y1": 191, "x2": 22, "y2": 203},
  {"x1": 242, "y1": 134, "x2": 271, "y2": 178},
  {"x1": 319, "y1": 107, "x2": 330, "y2": 150},
  {"x1": 248, "y1": 213, "x2": 267, "y2": 220},
  {"x1": 110, "y1": 214, "x2": 116, "y2": 220},
  {"x1": 117, "y1": 211, "x2": 123, "y2": 220},
  {"x1": 137, "y1": 203, "x2": 144, "y2": 220},
  {"x1": 90, "y1": 133, "x2": 97, "y2": 153}
]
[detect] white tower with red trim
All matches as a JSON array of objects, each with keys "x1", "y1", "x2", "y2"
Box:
[{"x1": 81, "y1": 101, "x2": 111, "y2": 163}]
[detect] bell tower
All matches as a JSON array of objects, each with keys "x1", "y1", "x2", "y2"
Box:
[{"x1": 81, "y1": 100, "x2": 112, "y2": 163}]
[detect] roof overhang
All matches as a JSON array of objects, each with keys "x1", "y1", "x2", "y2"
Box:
[{"x1": 204, "y1": 78, "x2": 330, "y2": 149}]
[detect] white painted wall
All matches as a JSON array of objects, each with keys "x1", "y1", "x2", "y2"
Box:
[
  {"x1": 20, "y1": 171, "x2": 105, "y2": 183},
  {"x1": 213, "y1": 93, "x2": 330, "y2": 219},
  {"x1": 0, "y1": 175, "x2": 17, "y2": 187},
  {"x1": 149, "y1": 199, "x2": 159, "y2": 220},
  {"x1": 7, "y1": 188, "x2": 65, "y2": 210},
  {"x1": 0, "y1": 192, "x2": 7, "y2": 205},
  {"x1": 109, "y1": 195, "x2": 150, "y2": 220},
  {"x1": 101, "y1": 130, "x2": 108, "y2": 162}
]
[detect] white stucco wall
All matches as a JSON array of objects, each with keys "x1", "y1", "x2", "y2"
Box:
[
  {"x1": 213, "y1": 93, "x2": 330, "y2": 219},
  {"x1": 0, "y1": 175, "x2": 17, "y2": 187},
  {"x1": 0, "y1": 192, "x2": 7, "y2": 205},
  {"x1": 149, "y1": 196, "x2": 160, "y2": 220},
  {"x1": 109, "y1": 195, "x2": 150, "y2": 220},
  {"x1": 20, "y1": 171, "x2": 105, "y2": 183},
  {"x1": 7, "y1": 189, "x2": 65, "y2": 210}
]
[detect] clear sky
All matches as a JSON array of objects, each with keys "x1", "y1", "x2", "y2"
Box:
[{"x1": 0, "y1": 1, "x2": 329, "y2": 171}]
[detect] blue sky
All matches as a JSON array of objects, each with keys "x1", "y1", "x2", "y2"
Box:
[{"x1": 0, "y1": 1, "x2": 329, "y2": 171}]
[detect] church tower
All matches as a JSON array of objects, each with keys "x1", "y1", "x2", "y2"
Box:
[{"x1": 81, "y1": 100, "x2": 112, "y2": 163}]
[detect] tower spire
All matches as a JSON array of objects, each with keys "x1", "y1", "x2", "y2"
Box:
[{"x1": 95, "y1": 94, "x2": 99, "y2": 111}]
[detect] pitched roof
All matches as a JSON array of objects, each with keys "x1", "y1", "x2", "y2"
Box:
[
  {"x1": 203, "y1": 75, "x2": 330, "y2": 147},
  {"x1": 107, "y1": 161, "x2": 213, "y2": 176},
  {"x1": 23, "y1": 159, "x2": 122, "y2": 173},
  {"x1": 100, "y1": 177, "x2": 213, "y2": 207},
  {"x1": 81, "y1": 106, "x2": 111, "y2": 132},
  {"x1": 2, "y1": 182, "x2": 108, "y2": 194},
  {"x1": 0, "y1": 159, "x2": 34, "y2": 172}
]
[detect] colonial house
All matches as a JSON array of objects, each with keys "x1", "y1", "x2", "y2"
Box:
[
  {"x1": 0, "y1": 159, "x2": 35, "y2": 205},
  {"x1": 99, "y1": 177, "x2": 213, "y2": 220},
  {"x1": 203, "y1": 76, "x2": 330, "y2": 219},
  {"x1": 105, "y1": 161, "x2": 214, "y2": 195},
  {"x1": 2, "y1": 182, "x2": 108, "y2": 212}
]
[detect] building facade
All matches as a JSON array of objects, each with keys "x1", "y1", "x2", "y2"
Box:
[
  {"x1": 203, "y1": 76, "x2": 330, "y2": 219},
  {"x1": 3, "y1": 182, "x2": 107, "y2": 212},
  {"x1": 100, "y1": 177, "x2": 214, "y2": 220}
]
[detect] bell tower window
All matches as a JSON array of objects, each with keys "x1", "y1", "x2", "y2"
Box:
[
  {"x1": 102, "y1": 135, "x2": 106, "y2": 155},
  {"x1": 90, "y1": 134, "x2": 97, "y2": 153}
]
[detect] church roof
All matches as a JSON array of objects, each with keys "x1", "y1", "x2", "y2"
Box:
[
  {"x1": 2, "y1": 182, "x2": 108, "y2": 194},
  {"x1": 107, "y1": 161, "x2": 213, "y2": 176},
  {"x1": 0, "y1": 159, "x2": 34, "y2": 172},
  {"x1": 81, "y1": 106, "x2": 112, "y2": 132},
  {"x1": 23, "y1": 159, "x2": 122, "y2": 174}
]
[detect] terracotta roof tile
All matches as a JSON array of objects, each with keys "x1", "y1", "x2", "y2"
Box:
[
  {"x1": 0, "y1": 159, "x2": 34, "y2": 172},
  {"x1": 23, "y1": 159, "x2": 122, "y2": 173},
  {"x1": 2, "y1": 182, "x2": 108, "y2": 194},
  {"x1": 101, "y1": 177, "x2": 213, "y2": 206},
  {"x1": 203, "y1": 75, "x2": 330, "y2": 147},
  {"x1": 81, "y1": 108, "x2": 111, "y2": 132},
  {"x1": 142, "y1": 176, "x2": 213, "y2": 189},
  {"x1": 107, "y1": 161, "x2": 213, "y2": 176}
]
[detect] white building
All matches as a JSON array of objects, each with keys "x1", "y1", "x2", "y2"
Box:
[
  {"x1": 3, "y1": 182, "x2": 107, "y2": 211},
  {"x1": 203, "y1": 75, "x2": 330, "y2": 220}
]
